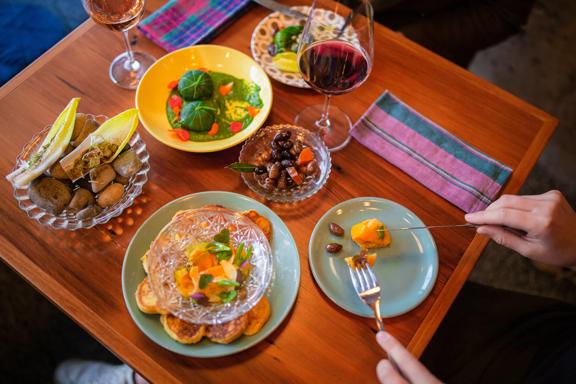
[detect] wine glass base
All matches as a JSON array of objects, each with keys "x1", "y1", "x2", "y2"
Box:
[
  {"x1": 294, "y1": 104, "x2": 352, "y2": 152},
  {"x1": 109, "y1": 51, "x2": 156, "y2": 90}
]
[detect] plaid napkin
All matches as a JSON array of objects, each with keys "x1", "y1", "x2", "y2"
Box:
[
  {"x1": 351, "y1": 91, "x2": 512, "y2": 213},
  {"x1": 138, "y1": 0, "x2": 251, "y2": 52}
]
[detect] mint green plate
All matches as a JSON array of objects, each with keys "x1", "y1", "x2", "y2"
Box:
[
  {"x1": 309, "y1": 197, "x2": 438, "y2": 318},
  {"x1": 122, "y1": 191, "x2": 300, "y2": 357}
]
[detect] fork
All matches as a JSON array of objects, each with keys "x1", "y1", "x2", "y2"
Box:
[
  {"x1": 348, "y1": 261, "x2": 385, "y2": 331},
  {"x1": 349, "y1": 262, "x2": 407, "y2": 377}
]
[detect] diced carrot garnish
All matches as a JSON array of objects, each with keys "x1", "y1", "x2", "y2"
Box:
[
  {"x1": 208, "y1": 122, "x2": 219, "y2": 136},
  {"x1": 286, "y1": 166, "x2": 302, "y2": 185},
  {"x1": 196, "y1": 253, "x2": 216, "y2": 271},
  {"x1": 246, "y1": 106, "x2": 260, "y2": 117},
  {"x1": 167, "y1": 80, "x2": 178, "y2": 89},
  {"x1": 169, "y1": 94, "x2": 183, "y2": 109},
  {"x1": 230, "y1": 121, "x2": 243, "y2": 133},
  {"x1": 296, "y1": 147, "x2": 315, "y2": 166},
  {"x1": 203, "y1": 265, "x2": 225, "y2": 278},
  {"x1": 172, "y1": 129, "x2": 189, "y2": 141},
  {"x1": 219, "y1": 82, "x2": 234, "y2": 96}
]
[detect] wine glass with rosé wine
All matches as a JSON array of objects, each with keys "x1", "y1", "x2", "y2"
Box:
[
  {"x1": 82, "y1": 0, "x2": 156, "y2": 90},
  {"x1": 295, "y1": 0, "x2": 374, "y2": 152}
]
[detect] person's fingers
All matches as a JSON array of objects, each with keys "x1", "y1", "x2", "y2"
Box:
[
  {"x1": 476, "y1": 225, "x2": 534, "y2": 257},
  {"x1": 376, "y1": 332, "x2": 439, "y2": 384},
  {"x1": 376, "y1": 360, "x2": 408, "y2": 384},
  {"x1": 465, "y1": 208, "x2": 533, "y2": 232},
  {"x1": 485, "y1": 195, "x2": 540, "y2": 212}
]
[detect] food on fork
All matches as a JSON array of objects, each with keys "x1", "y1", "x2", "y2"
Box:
[
  {"x1": 351, "y1": 219, "x2": 391, "y2": 249},
  {"x1": 345, "y1": 251, "x2": 377, "y2": 270}
]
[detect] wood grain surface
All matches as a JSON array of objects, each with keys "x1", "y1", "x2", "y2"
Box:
[{"x1": 0, "y1": 1, "x2": 556, "y2": 383}]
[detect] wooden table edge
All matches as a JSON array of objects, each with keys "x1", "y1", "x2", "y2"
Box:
[
  {"x1": 408, "y1": 116, "x2": 558, "y2": 357},
  {"x1": 0, "y1": 235, "x2": 177, "y2": 383}
]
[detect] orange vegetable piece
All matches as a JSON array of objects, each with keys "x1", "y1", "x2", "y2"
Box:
[
  {"x1": 167, "y1": 80, "x2": 178, "y2": 89},
  {"x1": 203, "y1": 265, "x2": 225, "y2": 278},
  {"x1": 208, "y1": 122, "x2": 219, "y2": 136},
  {"x1": 296, "y1": 147, "x2": 315, "y2": 166},
  {"x1": 196, "y1": 253, "x2": 216, "y2": 272},
  {"x1": 219, "y1": 82, "x2": 234, "y2": 96},
  {"x1": 175, "y1": 268, "x2": 194, "y2": 297},
  {"x1": 246, "y1": 106, "x2": 260, "y2": 117}
]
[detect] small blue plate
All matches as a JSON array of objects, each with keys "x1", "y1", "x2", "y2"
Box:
[
  {"x1": 309, "y1": 197, "x2": 438, "y2": 318},
  {"x1": 122, "y1": 191, "x2": 300, "y2": 357}
]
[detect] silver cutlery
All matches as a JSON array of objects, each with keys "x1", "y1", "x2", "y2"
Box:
[
  {"x1": 387, "y1": 223, "x2": 479, "y2": 231},
  {"x1": 348, "y1": 260, "x2": 385, "y2": 331}
]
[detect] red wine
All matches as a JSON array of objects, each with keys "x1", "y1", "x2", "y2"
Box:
[{"x1": 299, "y1": 40, "x2": 369, "y2": 95}]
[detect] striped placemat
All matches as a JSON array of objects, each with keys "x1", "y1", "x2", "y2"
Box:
[
  {"x1": 138, "y1": 0, "x2": 251, "y2": 52},
  {"x1": 350, "y1": 91, "x2": 512, "y2": 213}
]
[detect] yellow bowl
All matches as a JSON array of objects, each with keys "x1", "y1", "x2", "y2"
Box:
[{"x1": 135, "y1": 45, "x2": 273, "y2": 152}]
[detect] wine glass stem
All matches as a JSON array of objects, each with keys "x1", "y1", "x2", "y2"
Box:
[
  {"x1": 316, "y1": 94, "x2": 332, "y2": 132},
  {"x1": 121, "y1": 30, "x2": 137, "y2": 69}
]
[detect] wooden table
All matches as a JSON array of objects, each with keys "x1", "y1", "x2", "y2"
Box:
[{"x1": 0, "y1": 1, "x2": 557, "y2": 383}]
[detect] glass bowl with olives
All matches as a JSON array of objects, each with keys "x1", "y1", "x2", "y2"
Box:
[{"x1": 235, "y1": 124, "x2": 331, "y2": 202}]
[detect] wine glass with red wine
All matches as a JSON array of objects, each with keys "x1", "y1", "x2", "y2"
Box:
[
  {"x1": 82, "y1": 0, "x2": 155, "y2": 90},
  {"x1": 296, "y1": 0, "x2": 373, "y2": 151}
]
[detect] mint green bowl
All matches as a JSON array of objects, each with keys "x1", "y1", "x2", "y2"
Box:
[
  {"x1": 122, "y1": 191, "x2": 300, "y2": 357},
  {"x1": 309, "y1": 197, "x2": 438, "y2": 318}
]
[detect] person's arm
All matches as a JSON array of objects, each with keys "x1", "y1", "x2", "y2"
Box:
[{"x1": 465, "y1": 190, "x2": 576, "y2": 268}]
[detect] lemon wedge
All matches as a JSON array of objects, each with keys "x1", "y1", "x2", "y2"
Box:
[
  {"x1": 273, "y1": 52, "x2": 299, "y2": 73},
  {"x1": 6, "y1": 97, "x2": 80, "y2": 187}
]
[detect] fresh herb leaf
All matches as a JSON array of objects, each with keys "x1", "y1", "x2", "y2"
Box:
[
  {"x1": 213, "y1": 229, "x2": 230, "y2": 244},
  {"x1": 215, "y1": 251, "x2": 232, "y2": 261},
  {"x1": 199, "y1": 274, "x2": 213, "y2": 289},
  {"x1": 245, "y1": 245, "x2": 253, "y2": 262},
  {"x1": 207, "y1": 241, "x2": 231, "y2": 253},
  {"x1": 217, "y1": 279, "x2": 240, "y2": 287},
  {"x1": 226, "y1": 162, "x2": 257, "y2": 173},
  {"x1": 219, "y1": 289, "x2": 238, "y2": 304},
  {"x1": 234, "y1": 243, "x2": 244, "y2": 266}
]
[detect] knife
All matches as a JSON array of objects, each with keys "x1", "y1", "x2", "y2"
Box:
[{"x1": 252, "y1": 0, "x2": 308, "y2": 19}]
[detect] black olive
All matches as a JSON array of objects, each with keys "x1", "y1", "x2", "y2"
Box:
[
  {"x1": 254, "y1": 166, "x2": 267, "y2": 175},
  {"x1": 270, "y1": 149, "x2": 280, "y2": 161},
  {"x1": 280, "y1": 140, "x2": 293, "y2": 150},
  {"x1": 281, "y1": 159, "x2": 294, "y2": 168},
  {"x1": 267, "y1": 44, "x2": 277, "y2": 57},
  {"x1": 273, "y1": 131, "x2": 291, "y2": 142}
]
